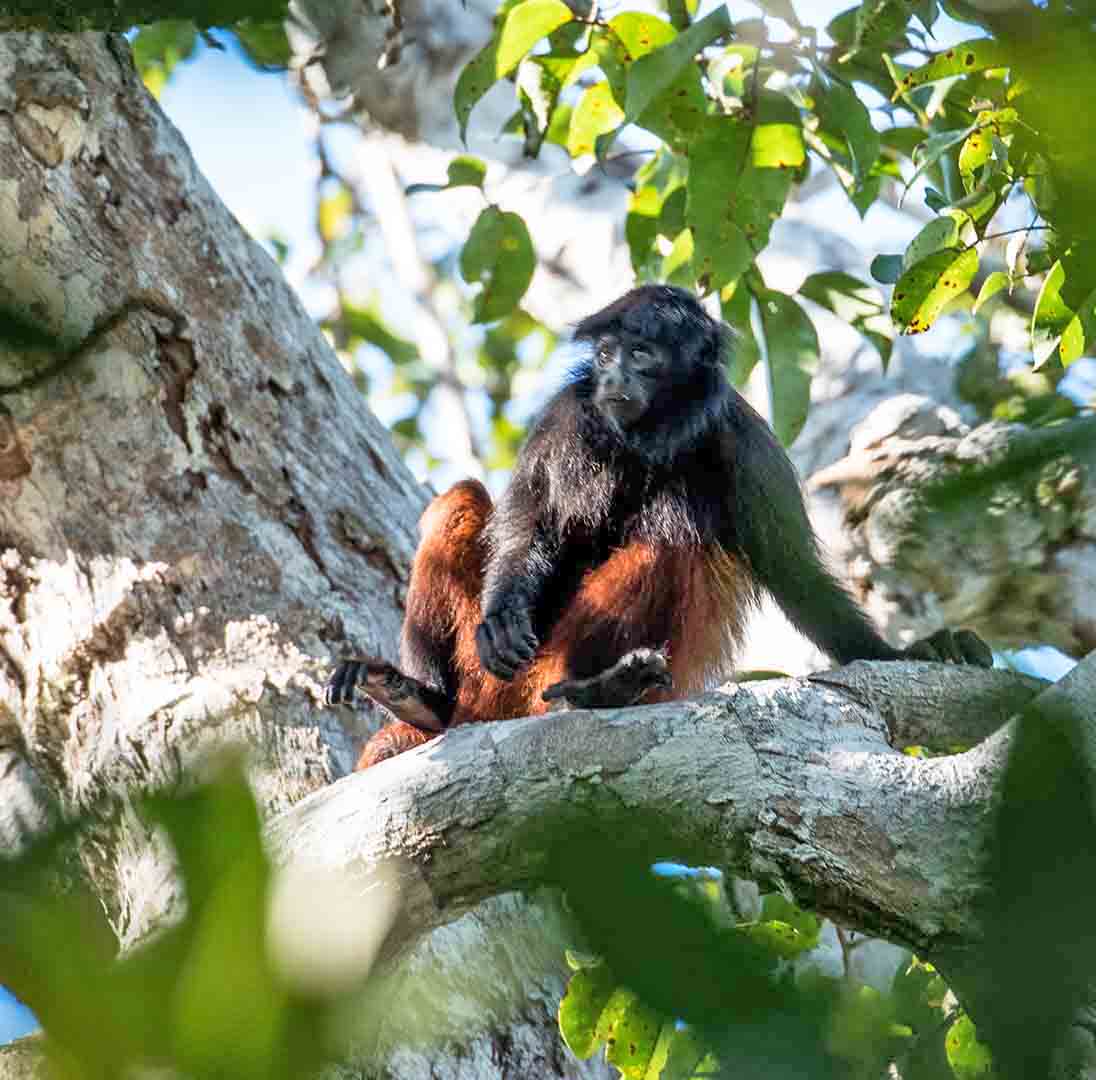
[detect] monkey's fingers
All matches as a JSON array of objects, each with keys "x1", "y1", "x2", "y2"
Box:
[
  {"x1": 955, "y1": 629, "x2": 994, "y2": 668},
  {"x1": 905, "y1": 628, "x2": 993, "y2": 667},
  {"x1": 476, "y1": 608, "x2": 538, "y2": 680}
]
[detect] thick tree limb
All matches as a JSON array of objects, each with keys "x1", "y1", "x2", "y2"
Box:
[{"x1": 269, "y1": 663, "x2": 1039, "y2": 961}]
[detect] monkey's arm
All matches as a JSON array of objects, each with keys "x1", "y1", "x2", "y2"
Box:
[
  {"x1": 477, "y1": 469, "x2": 563, "y2": 680},
  {"x1": 725, "y1": 407, "x2": 990, "y2": 666}
]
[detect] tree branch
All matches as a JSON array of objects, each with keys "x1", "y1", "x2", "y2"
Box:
[{"x1": 268, "y1": 663, "x2": 1039, "y2": 962}]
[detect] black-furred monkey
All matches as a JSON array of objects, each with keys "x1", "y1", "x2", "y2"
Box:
[{"x1": 326, "y1": 285, "x2": 990, "y2": 768}]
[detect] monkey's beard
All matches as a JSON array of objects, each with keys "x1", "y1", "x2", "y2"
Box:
[{"x1": 593, "y1": 390, "x2": 647, "y2": 429}]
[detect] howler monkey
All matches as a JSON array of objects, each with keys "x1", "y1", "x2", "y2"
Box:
[{"x1": 326, "y1": 285, "x2": 990, "y2": 769}]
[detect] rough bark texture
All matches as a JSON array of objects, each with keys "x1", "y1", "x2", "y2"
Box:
[
  {"x1": 0, "y1": 32, "x2": 422, "y2": 891},
  {"x1": 811, "y1": 402, "x2": 1096, "y2": 658},
  {"x1": 270, "y1": 665, "x2": 1038, "y2": 964},
  {"x1": 0, "y1": 32, "x2": 610, "y2": 1079}
]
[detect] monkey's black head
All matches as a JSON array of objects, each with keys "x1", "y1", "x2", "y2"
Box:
[{"x1": 571, "y1": 286, "x2": 731, "y2": 455}]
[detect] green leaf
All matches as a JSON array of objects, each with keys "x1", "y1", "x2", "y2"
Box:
[
  {"x1": 751, "y1": 121, "x2": 806, "y2": 170},
  {"x1": 1031, "y1": 260, "x2": 1082, "y2": 368},
  {"x1": 757, "y1": 289, "x2": 819, "y2": 445},
  {"x1": 958, "y1": 127, "x2": 992, "y2": 181},
  {"x1": 607, "y1": 10, "x2": 676, "y2": 57},
  {"x1": 903, "y1": 215, "x2": 961, "y2": 270},
  {"x1": 945, "y1": 1014, "x2": 994, "y2": 1079},
  {"x1": 687, "y1": 118, "x2": 793, "y2": 292},
  {"x1": 972, "y1": 270, "x2": 1009, "y2": 314},
  {"x1": 340, "y1": 303, "x2": 418, "y2": 366},
  {"x1": 686, "y1": 120, "x2": 755, "y2": 292},
  {"x1": 661, "y1": 228, "x2": 695, "y2": 286},
  {"x1": 454, "y1": 0, "x2": 574, "y2": 142},
  {"x1": 626, "y1": 186, "x2": 663, "y2": 277},
  {"x1": 623, "y1": 5, "x2": 732, "y2": 123},
  {"x1": 595, "y1": 986, "x2": 663, "y2": 1078},
  {"x1": 756, "y1": 893, "x2": 821, "y2": 955},
  {"x1": 870, "y1": 253, "x2": 904, "y2": 284},
  {"x1": 900, "y1": 126, "x2": 974, "y2": 203},
  {"x1": 721, "y1": 281, "x2": 761, "y2": 387},
  {"x1": 566, "y1": 81, "x2": 624, "y2": 158},
  {"x1": 558, "y1": 964, "x2": 617, "y2": 1059},
  {"x1": 460, "y1": 206, "x2": 536, "y2": 322},
  {"x1": 891, "y1": 246, "x2": 979, "y2": 334},
  {"x1": 894, "y1": 39, "x2": 1009, "y2": 98},
  {"x1": 232, "y1": 20, "x2": 291, "y2": 69},
  {"x1": 853, "y1": 0, "x2": 909, "y2": 50},
  {"x1": 447, "y1": 155, "x2": 488, "y2": 189},
  {"x1": 816, "y1": 76, "x2": 879, "y2": 190},
  {"x1": 651, "y1": 1023, "x2": 709, "y2": 1080},
  {"x1": 800, "y1": 271, "x2": 883, "y2": 322},
  {"x1": 132, "y1": 20, "x2": 197, "y2": 96},
  {"x1": 799, "y1": 270, "x2": 894, "y2": 368}
]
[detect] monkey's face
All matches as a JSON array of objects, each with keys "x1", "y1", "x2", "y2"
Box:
[{"x1": 590, "y1": 332, "x2": 669, "y2": 428}]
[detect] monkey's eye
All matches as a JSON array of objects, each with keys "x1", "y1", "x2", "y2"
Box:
[
  {"x1": 631, "y1": 347, "x2": 652, "y2": 364},
  {"x1": 595, "y1": 342, "x2": 614, "y2": 366}
]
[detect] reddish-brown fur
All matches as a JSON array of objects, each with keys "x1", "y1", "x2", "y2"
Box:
[{"x1": 356, "y1": 480, "x2": 755, "y2": 769}]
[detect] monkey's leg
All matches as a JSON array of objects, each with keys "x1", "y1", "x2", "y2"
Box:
[
  {"x1": 324, "y1": 656, "x2": 452, "y2": 732},
  {"x1": 542, "y1": 647, "x2": 672, "y2": 709}
]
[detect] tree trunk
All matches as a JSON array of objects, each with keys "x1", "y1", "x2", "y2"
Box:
[{"x1": 0, "y1": 31, "x2": 611, "y2": 1079}]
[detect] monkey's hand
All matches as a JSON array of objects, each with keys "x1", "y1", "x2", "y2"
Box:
[
  {"x1": 543, "y1": 648, "x2": 673, "y2": 710},
  {"x1": 476, "y1": 603, "x2": 539, "y2": 680},
  {"x1": 323, "y1": 657, "x2": 450, "y2": 733},
  {"x1": 902, "y1": 628, "x2": 993, "y2": 668}
]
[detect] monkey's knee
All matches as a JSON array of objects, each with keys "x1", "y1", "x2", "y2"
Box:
[
  {"x1": 355, "y1": 722, "x2": 434, "y2": 770},
  {"x1": 418, "y1": 479, "x2": 493, "y2": 547}
]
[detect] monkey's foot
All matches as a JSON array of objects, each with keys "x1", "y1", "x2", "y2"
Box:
[
  {"x1": 903, "y1": 628, "x2": 993, "y2": 668},
  {"x1": 542, "y1": 648, "x2": 672, "y2": 709},
  {"x1": 323, "y1": 656, "x2": 451, "y2": 733}
]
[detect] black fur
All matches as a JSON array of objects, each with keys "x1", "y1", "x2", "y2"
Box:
[{"x1": 476, "y1": 284, "x2": 916, "y2": 679}]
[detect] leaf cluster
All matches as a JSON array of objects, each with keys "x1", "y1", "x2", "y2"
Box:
[{"x1": 0, "y1": 760, "x2": 375, "y2": 1080}]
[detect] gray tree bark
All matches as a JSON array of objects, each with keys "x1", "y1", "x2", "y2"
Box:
[{"x1": 0, "y1": 31, "x2": 602, "y2": 1080}]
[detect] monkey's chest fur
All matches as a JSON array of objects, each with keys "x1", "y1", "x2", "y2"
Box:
[{"x1": 530, "y1": 452, "x2": 755, "y2": 694}]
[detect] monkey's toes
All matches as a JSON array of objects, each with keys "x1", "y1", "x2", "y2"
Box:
[
  {"x1": 905, "y1": 628, "x2": 993, "y2": 668},
  {"x1": 324, "y1": 659, "x2": 365, "y2": 706}
]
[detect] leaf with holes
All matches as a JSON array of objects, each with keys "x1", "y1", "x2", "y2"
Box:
[
  {"x1": 894, "y1": 39, "x2": 1009, "y2": 99},
  {"x1": 558, "y1": 963, "x2": 616, "y2": 1059},
  {"x1": 460, "y1": 207, "x2": 536, "y2": 323},
  {"x1": 891, "y1": 247, "x2": 979, "y2": 335},
  {"x1": 758, "y1": 289, "x2": 819, "y2": 446},
  {"x1": 454, "y1": 0, "x2": 573, "y2": 142},
  {"x1": 594, "y1": 986, "x2": 663, "y2": 1079}
]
